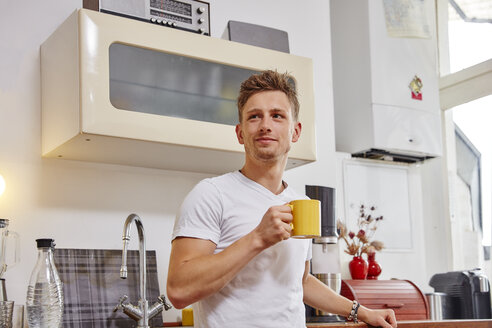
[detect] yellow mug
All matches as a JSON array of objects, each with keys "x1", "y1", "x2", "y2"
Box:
[{"x1": 288, "y1": 199, "x2": 321, "y2": 239}]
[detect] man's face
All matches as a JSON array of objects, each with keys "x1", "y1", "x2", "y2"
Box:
[{"x1": 235, "y1": 90, "x2": 301, "y2": 164}]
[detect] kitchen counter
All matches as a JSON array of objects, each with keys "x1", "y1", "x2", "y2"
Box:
[
  {"x1": 307, "y1": 319, "x2": 492, "y2": 328},
  {"x1": 165, "y1": 319, "x2": 492, "y2": 327}
]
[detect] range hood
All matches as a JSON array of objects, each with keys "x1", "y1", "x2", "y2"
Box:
[{"x1": 352, "y1": 148, "x2": 435, "y2": 164}]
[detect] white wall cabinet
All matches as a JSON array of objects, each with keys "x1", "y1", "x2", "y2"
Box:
[
  {"x1": 330, "y1": 0, "x2": 442, "y2": 158},
  {"x1": 41, "y1": 9, "x2": 317, "y2": 174}
]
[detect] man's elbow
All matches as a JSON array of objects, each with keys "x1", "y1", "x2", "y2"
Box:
[{"x1": 166, "y1": 281, "x2": 192, "y2": 309}]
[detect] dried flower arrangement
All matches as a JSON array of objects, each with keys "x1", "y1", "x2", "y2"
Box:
[{"x1": 337, "y1": 204, "x2": 385, "y2": 257}]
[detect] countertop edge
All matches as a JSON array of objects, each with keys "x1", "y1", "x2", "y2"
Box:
[{"x1": 307, "y1": 319, "x2": 492, "y2": 328}]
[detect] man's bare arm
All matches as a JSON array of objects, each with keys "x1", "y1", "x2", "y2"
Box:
[{"x1": 167, "y1": 204, "x2": 293, "y2": 309}]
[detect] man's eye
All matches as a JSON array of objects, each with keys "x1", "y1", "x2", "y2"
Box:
[
  {"x1": 249, "y1": 115, "x2": 259, "y2": 120},
  {"x1": 273, "y1": 114, "x2": 283, "y2": 119}
]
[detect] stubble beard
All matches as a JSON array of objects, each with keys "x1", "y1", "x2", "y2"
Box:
[
  {"x1": 247, "y1": 141, "x2": 291, "y2": 163},
  {"x1": 243, "y1": 125, "x2": 296, "y2": 164}
]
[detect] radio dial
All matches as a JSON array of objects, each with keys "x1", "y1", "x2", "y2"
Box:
[
  {"x1": 150, "y1": 18, "x2": 157, "y2": 23},
  {"x1": 197, "y1": 7, "x2": 206, "y2": 14},
  {"x1": 198, "y1": 18, "x2": 205, "y2": 24},
  {"x1": 172, "y1": 22, "x2": 177, "y2": 27},
  {"x1": 156, "y1": 19, "x2": 162, "y2": 24}
]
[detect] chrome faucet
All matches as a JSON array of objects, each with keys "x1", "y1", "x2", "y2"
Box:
[{"x1": 114, "y1": 213, "x2": 172, "y2": 328}]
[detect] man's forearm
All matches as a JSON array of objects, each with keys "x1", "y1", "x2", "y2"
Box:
[
  {"x1": 303, "y1": 274, "x2": 374, "y2": 323},
  {"x1": 303, "y1": 274, "x2": 354, "y2": 317},
  {"x1": 167, "y1": 232, "x2": 265, "y2": 309}
]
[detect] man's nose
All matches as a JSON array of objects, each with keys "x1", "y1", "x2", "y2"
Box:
[{"x1": 259, "y1": 117, "x2": 272, "y2": 132}]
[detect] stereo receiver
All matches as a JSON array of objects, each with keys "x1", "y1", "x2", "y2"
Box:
[{"x1": 83, "y1": 0, "x2": 210, "y2": 35}]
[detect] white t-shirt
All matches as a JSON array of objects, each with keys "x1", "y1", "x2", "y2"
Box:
[{"x1": 172, "y1": 171, "x2": 312, "y2": 328}]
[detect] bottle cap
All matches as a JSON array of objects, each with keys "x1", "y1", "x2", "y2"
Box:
[{"x1": 36, "y1": 238, "x2": 55, "y2": 248}]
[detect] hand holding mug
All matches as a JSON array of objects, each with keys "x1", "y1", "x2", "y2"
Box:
[{"x1": 254, "y1": 205, "x2": 293, "y2": 247}]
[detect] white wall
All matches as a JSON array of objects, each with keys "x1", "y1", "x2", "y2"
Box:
[{"x1": 0, "y1": 0, "x2": 452, "y2": 323}]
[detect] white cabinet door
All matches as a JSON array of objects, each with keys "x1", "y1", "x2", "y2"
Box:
[{"x1": 343, "y1": 159, "x2": 413, "y2": 250}]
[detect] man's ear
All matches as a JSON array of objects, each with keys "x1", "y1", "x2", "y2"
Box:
[
  {"x1": 235, "y1": 124, "x2": 244, "y2": 145},
  {"x1": 291, "y1": 122, "x2": 302, "y2": 143}
]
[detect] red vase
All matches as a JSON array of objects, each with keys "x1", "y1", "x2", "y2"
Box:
[
  {"x1": 349, "y1": 256, "x2": 368, "y2": 279},
  {"x1": 367, "y1": 252, "x2": 382, "y2": 280}
]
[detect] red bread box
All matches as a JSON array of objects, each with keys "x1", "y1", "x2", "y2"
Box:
[{"x1": 340, "y1": 279, "x2": 429, "y2": 321}]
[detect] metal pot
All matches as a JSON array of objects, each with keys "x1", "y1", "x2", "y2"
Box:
[
  {"x1": 314, "y1": 273, "x2": 341, "y2": 316},
  {"x1": 426, "y1": 292, "x2": 447, "y2": 320}
]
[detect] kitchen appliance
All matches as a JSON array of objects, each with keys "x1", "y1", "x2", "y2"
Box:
[
  {"x1": 0, "y1": 219, "x2": 19, "y2": 301},
  {"x1": 305, "y1": 186, "x2": 337, "y2": 245},
  {"x1": 429, "y1": 268, "x2": 492, "y2": 319},
  {"x1": 330, "y1": 0, "x2": 442, "y2": 162},
  {"x1": 304, "y1": 186, "x2": 344, "y2": 323},
  {"x1": 83, "y1": 0, "x2": 210, "y2": 35}
]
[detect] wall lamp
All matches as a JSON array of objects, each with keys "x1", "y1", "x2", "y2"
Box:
[{"x1": 0, "y1": 174, "x2": 5, "y2": 197}]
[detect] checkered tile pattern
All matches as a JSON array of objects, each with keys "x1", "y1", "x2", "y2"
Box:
[{"x1": 54, "y1": 249, "x2": 164, "y2": 328}]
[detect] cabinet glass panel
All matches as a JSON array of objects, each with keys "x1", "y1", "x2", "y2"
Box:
[{"x1": 109, "y1": 43, "x2": 260, "y2": 126}]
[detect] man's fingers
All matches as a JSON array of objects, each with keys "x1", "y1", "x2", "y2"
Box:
[
  {"x1": 382, "y1": 310, "x2": 397, "y2": 328},
  {"x1": 275, "y1": 208, "x2": 293, "y2": 224},
  {"x1": 387, "y1": 310, "x2": 397, "y2": 327},
  {"x1": 280, "y1": 204, "x2": 293, "y2": 212}
]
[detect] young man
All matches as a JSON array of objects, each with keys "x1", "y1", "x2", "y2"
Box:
[{"x1": 167, "y1": 70, "x2": 397, "y2": 328}]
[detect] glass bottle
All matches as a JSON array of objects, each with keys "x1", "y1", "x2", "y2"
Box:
[{"x1": 26, "y1": 239, "x2": 64, "y2": 328}]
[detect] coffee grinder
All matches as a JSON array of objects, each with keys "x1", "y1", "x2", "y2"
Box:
[{"x1": 305, "y1": 185, "x2": 344, "y2": 323}]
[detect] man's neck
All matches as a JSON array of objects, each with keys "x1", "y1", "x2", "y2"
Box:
[{"x1": 239, "y1": 157, "x2": 287, "y2": 195}]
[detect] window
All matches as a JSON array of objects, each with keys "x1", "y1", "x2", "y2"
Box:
[
  {"x1": 448, "y1": 0, "x2": 492, "y2": 73},
  {"x1": 439, "y1": 0, "x2": 492, "y2": 265}
]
